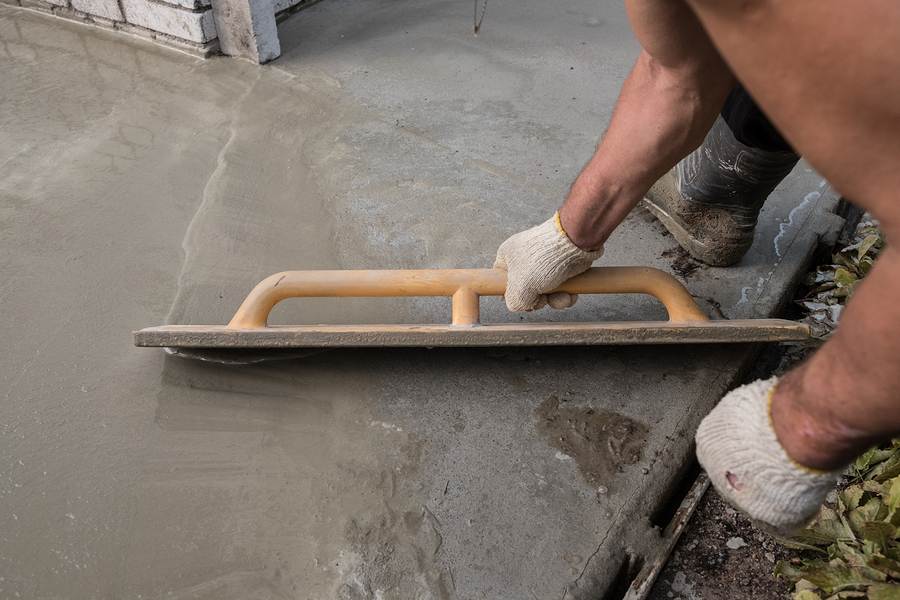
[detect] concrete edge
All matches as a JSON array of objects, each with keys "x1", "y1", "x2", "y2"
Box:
[{"x1": 564, "y1": 185, "x2": 848, "y2": 600}]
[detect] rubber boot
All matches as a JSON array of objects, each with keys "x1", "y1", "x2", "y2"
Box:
[{"x1": 642, "y1": 116, "x2": 801, "y2": 267}]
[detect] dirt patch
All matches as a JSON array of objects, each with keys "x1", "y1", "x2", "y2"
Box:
[
  {"x1": 647, "y1": 486, "x2": 808, "y2": 600},
  {"x1": 661, "y1": 246, "x2": 702, "y2": 279},
  {"x1": 701, "y1": 296, "x2": 729, "y2": 320},
  {"x1": 534, "y1": 395, "x2": 648, "y2": 491}
]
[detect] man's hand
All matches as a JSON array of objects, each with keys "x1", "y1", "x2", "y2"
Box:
[{"x1": 493, "y1": 213, "x2": 604, "y2": 312}]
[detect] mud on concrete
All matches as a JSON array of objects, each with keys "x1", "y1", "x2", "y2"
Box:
[{"x1": 534, "y1": 395, "x2": 648, "y2": 493}]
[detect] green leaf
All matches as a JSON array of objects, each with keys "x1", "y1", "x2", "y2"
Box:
[
  {"x1": 797, "y1": 578, "x2": 822, "y2": 593},
  {"x1": 843, "y1": 487, "x2": 867, "y2": 512},
  {"x1": 865, "y1": 480, "x2": 887, "y2": 494},
  {"x1": 860, "y1": 257, "x2": 876, "y2": 275},
  {"x1": 837, "y1": 541, "x2": 866, "y2": 567},
  {"x1": 876, "y1": 456, "x2": 900, "y2": 484},
  {"x1": 806, "y1": 508, "x2": 856, "y2": 544},
  {"x1": 868, "y1": 555, "x2": 900, "y2": 579},
  {"x1": 851, "y1": 496, "x2": 891, "y2": 529},
  {"x1": 777, "y1": 560, "x2": 811, "y2": 582},
  {"x1": 783, "y1": 537, "x2": 833, "y2": 554},
  {"x1": 806, "y1": 270, "x2": 830, "y2": 286},
  {"x1": 883, "y1": 478, "x2": 900, "y2": 514},
  {"x1": 862, "y1": 449, "x2": 898, "y2": 471},
  {"x1": 864, "y1": 540, "x2": 882, "y2": 557},
  {"x1": 859, "y1": 448, "x2": 882, "y2": 472},
  {"x1": 835, "y1": 254, "x2": 859, "y2": 274},
  {"x1": 801, "y1": 559, "x2": 886, "y2": 593},
  {"x1": 832, "y1": 279, "x2": 864, "y2": 298},
  {"x1": 858, "y1": 234, "x2": 882, "y2": 261},
  {"x1": 862, "y1": 522, "x2": 898, "y2": 551},
  {"x1": 872, "y1": 462, "x2": 893, "y2": 482},
  {"x1": 867, "y1": 583, "x2": 900, "y2": 600},
  {"x1": 891, "y1": 510, "x2": 900, "y2": 528},
  {"x1": 809, "y1": 282, "x2": 840, "y2": 295},
  {"x1": 850, "y1": 511, "x2": 872, "y2": 538},
  {"x1": 793, "y1": 590, "x2": 824, "y2": 600}
]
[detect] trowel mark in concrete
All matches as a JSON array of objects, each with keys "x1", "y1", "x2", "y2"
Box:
[
  {"x1": 534, "y1": 396, "x2": 648, "y2": 494},
  {"x1": 163, "y1": 63, "x2": 352, "y2": 329},
  {"x1": 342, "y1": 503, "x2": 448, "y2": 600}
]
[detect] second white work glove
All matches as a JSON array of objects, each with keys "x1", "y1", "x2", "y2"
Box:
[
  {"x1": 494, "y1": 212, "x2": 604, "y2": 312},
  {"x1": 695, "y1": 377, "x2": 843, "y2": 538}
]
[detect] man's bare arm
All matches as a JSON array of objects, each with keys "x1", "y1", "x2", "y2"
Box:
[
  {"x1": 684, "y1": 0, "x2": 900, "y2": 467},
  {"x1": 558, "y1": 0, "x2": 734, "y2": 251}
]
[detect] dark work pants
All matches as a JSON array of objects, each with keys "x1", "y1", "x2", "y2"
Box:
[{"x1": 720, "y1": 83, "x2": 795, "y2": 153}]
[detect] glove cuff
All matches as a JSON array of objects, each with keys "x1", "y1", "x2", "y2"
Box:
[{"x1": 552, "y1": 212, "x2": 605, "y2": 262}]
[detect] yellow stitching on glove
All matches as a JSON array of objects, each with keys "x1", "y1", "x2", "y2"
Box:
[{"x1": 554, "y1": 211, "x2": 574, "y2": 244}]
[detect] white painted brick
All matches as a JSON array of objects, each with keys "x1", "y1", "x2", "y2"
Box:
[
  {"x1": 90, "y1": 14, "x2": 119, "y2": 28},
  {"x1": 71, "y1": 0, "x2": 123, "y2": 21},
  {"x1": 121, "y1": 0, "x2": 216, "y2": 42},
  {"x1": 209, "y1": 0, "x2": 278, "y2": 62},
  {"x1": 273, "y1": 0, "x2": 293, "y2": 13},
  {"x1": 154, "y1": 0, "x2": 211, "y2": 12},
  {"x1": 18, "y1": 0, "x2": 56, "y2": 10}
]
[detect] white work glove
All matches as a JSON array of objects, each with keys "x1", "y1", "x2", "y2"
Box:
[
  {"x1": 695, "y1": 377, "x2": 843, "y2": 538},
  {"x1": 494, "y1": 212, "x2": 604, "y2": 312}
]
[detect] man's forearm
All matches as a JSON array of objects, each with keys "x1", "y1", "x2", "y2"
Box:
[
  {"x1": 772, "y1": 244, "x2": 900, "y2": 471},
  {"x1": 558, "y1": 48, "x2": 734, "y2": 251}
]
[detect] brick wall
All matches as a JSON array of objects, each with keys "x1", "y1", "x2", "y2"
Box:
[{"x1": 1, "y1": 0, "x2": 309, "y2": 59}]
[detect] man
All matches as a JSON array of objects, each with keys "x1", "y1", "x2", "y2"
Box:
[{"x1": 494, "y1": 0, "x2": 900, "y2": 537}]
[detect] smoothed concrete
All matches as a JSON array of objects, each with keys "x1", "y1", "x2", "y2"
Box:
[{"x1": 0, "y1": 2, "x2": 843, "y2": 599}]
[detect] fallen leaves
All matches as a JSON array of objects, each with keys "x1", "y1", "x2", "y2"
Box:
[
  {"x1": 776, "y1": 442, "x2": 900, "y2": 599},
  {"x1": 796, "y1": 222, "x2": 883, "y2": 342}
]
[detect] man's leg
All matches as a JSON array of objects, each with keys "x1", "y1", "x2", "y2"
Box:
[
  {"x1": 643, "y1": 85, "x2": 801, "y2": 266},
  {"x1": 684, "y1": 0, "x2": 900, "y2": 225}
]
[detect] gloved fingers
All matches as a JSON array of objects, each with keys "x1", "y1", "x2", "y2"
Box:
[
  {"x1": 503, "y1": 286, "x2": 547, "y2": 312},
  {"x1": 493, "y1": 214, "x2": 604, "y2": 312},
  {"x1": 493, "y1": 248, "x2": 509, "y2": 271},
  {"x1": 547, "y1": 292, "x2": 578, "y2": 309}
]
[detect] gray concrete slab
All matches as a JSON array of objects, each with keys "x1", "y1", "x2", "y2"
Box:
[{"x1": 0, "y1": 2, "x2": 844, "y2": 600}]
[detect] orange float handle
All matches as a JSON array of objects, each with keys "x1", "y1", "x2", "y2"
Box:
[{"x1": 225, "y1": 267, "x2": 709, "y2": 329}]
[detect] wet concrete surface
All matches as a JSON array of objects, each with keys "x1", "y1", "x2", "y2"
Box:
[{"x1": 0, "y1": 2, "x2": 844, "y2": 598}]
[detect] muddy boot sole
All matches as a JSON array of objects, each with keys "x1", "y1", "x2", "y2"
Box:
[{"x1": 642, "y1": 170, "x2": 755, "y2": 267}]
